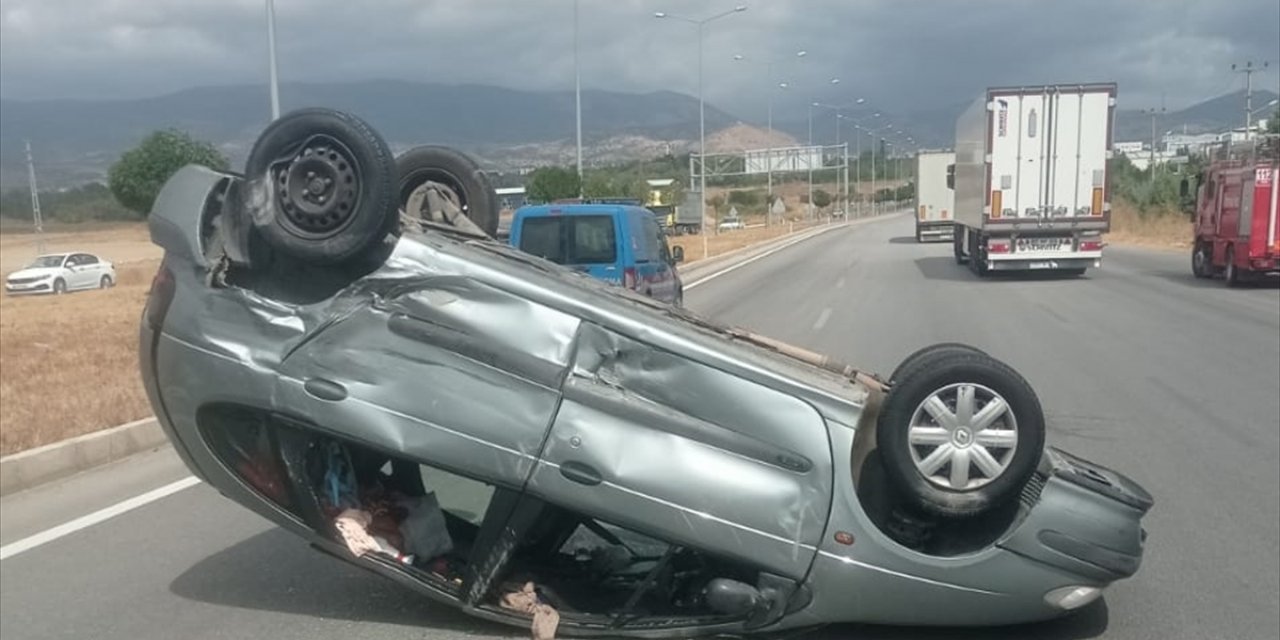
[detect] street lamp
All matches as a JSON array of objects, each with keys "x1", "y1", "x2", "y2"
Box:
[
  {"x1": 574, "y1": 0, "x2": 583, "y2": 193},
  {"x1": 803, "y1": 79, "x2": 840, "y2": 219},
  {"x1": 813, "y1": 98, "x2": 866, "y2": 208},
  {"x1": 655, "y1": 5, "x2": 748, "y2": 253},
  {"x1": 860, "y1": 122, "x2": 895, "y2": 216},
  {"x1": 843, "y1": 111, "x2": 880, "y2": 216},
  {"x1": 266, "y1": 0, "x2": 280, "y2": 119}
]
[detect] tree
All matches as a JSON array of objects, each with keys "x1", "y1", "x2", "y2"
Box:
[
  {"x1": 108, "y1": 129, "x2": 228, "y2": 215},
  {"x1": 811, "y1": 189, "x2": 833, "y2": 209},
  {"x1": 526, "y1": 166, "x2": 581, "y2": 202},
  {"x1": 1268, "y1": 108, "x2": 1280, "y2": 135}
]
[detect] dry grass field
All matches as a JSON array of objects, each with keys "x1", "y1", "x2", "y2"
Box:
[
  {"x1": 1105, "y1": 202, "x2": 1192, "y2": 251},
  {"x1": 670, "y1": 219, "x2": 832, "y2": 264},
  {"x1": 0, "y1": 259, "x2": 159, "y2": 454}
]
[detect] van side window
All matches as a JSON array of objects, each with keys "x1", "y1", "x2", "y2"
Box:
[{"x1": 649, "y1": 218, "x2": 672, "y2": 264}]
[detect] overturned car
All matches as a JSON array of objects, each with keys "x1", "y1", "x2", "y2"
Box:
[{"x1": 140, "y1": 109, "x2": 1152, "y2": 637}]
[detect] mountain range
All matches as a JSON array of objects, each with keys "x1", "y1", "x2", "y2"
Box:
[{"x1": 1, "y1": 80, "x2": 1274, "y2": 190}]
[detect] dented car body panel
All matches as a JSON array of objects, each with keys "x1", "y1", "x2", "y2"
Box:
[{"x1": 141, "y1": 165, "x2": 1150, "y2": 636}]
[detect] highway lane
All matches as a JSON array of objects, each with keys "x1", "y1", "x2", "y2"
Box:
[{"x1": 1, "y1": 213, "x2": 1277, "y2": 640}]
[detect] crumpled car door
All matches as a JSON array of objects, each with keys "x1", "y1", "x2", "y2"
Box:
[
  {"x1": 527, "y1": 322, "x2": 833, "y2": 581},
  {"x1": 274, "y1": 275, "x2": 581, "y2": 488}
]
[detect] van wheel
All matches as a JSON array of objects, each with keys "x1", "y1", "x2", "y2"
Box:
[
  {"x1": 242, "y1": 108, "x2": 399, "y2": 266},
  {"x1": 396, "y1": 146, "x2": 499, "y2": 238},
  {"x1": 877, "y1": 352, "x2": 1045, "y2": 519},
  {"x1": 890, "y1": 343, "x2": 987, "y2": 384}
]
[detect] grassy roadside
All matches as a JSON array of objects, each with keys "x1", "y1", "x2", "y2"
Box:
[
  {"x1": 670, "y1": 219, "x2": 833, "y2": 264},
  {"x1": 1104, "y1": 201, "x2": 1192, "y2": 252},
  {"x1": 0, "y1": 260, "x2": 159, "y2": 455}
]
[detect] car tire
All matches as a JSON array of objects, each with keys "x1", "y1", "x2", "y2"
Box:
[
  {"x1": 53, "y1": 278, "x2": 67, "y2": 294},
  {"x1": 99, "y1": 275, "x2": 113, "y2": 289},
  {"x1": 242, "y1": 108, "x2": 399, "y2": 266},
  {"x1": 876, "y1": 351, "x2": 1045, "y2": 519},
  {"x1": 1224, "y1": 246, "x2": 1242, "y2": 287},
  {"x1": 953, "y1": 228, "x2": 968, "y2": 264},
  {"x1": 1192, "y1": 242, "x2": 1212, "y2": 278},
  {"x1": 396, "y1": 146, "x2": 499, "y2": 238},
  {"x1": 890, "y1": 343, "x2": 988, "y2": 384}
]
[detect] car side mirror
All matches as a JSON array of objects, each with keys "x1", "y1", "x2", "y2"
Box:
[
  {"x1": 672, "y1": 246, "x2": 685, "y2": 263},
  {"x1": 945, "y1": 164, "x2": 955, "y2": 190}
]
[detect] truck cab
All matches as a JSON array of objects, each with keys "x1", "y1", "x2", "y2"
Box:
[
  {"x1": 509, "y1": 202, "x2": 685, "y2": 306},
  {"x1": 1186, "y1": 142, "x2": 1280, "y2": 285}
]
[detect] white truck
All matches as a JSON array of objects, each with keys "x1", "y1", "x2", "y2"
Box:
[
  {"x1": 914, "y1": 151, "x2": 956, "y2": 242},
  {"x1": 950, "y1": 83, "x2": 1116, "y2": 276}
]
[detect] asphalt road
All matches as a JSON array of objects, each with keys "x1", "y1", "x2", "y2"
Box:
[{"x1": 2, "y1": 213, "x2": 1277, "y2": 640}]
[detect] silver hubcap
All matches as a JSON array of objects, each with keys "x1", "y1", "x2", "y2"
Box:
[{"x1": 908, "y1": 383, "x2": 1018, "y2": 490}]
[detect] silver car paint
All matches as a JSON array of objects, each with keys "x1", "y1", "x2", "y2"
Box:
[{"x1": 142, "y1": 165, "x2": 1148, "y2": 634}]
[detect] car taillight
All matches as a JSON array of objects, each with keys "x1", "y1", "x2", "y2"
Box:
[
  {"x1": 1080, "y1": 240, "x2": 1104, "y2": 252},
  {"x1": 145, "y1": 265, "x2": 176, "y2": 330},
  {"x1": 623, "y1": 267, "x2": 638, "y2": 290},
  {"x1": 988, "y1": 240, "x2": 1011, "y2": 254}
]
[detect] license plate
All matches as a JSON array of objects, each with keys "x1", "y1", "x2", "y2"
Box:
[
  {"x1": 1017, "y1": 237, "x2": 1072, "y2": 253},
  {"x1": 1028, "y1": 261, "x2": 1057, "y2": 269}
]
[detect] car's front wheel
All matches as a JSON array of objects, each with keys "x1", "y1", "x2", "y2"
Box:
[
  {"x1": 53, "y1": 278, "x2": 67, "y2": 295},
  {"x1": 241, "y1": 108, "x2": 400, "y2": 267},
  {"x1": 877, "y1": 351, "x2": 1045, "y2": 519}
]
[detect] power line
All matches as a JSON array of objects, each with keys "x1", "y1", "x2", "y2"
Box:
[{"x1": 24, "y1": 140, "x2": 46, "y2": 255}]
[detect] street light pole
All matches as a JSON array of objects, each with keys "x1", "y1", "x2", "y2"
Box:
[
  {"x1": 574, "y1": 0, "x2": 583, "y2": 193},
  {"x1": 734, "y1": 49, "x2": 804, "y2": 225},
  {"x1": 266, "y1": 0, "x2": 280, "y2": 120},
  {"x1": 656, "y1": 6, "x2": 747, "y2": 257}
]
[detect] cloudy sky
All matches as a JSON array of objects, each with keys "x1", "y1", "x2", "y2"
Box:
[{"x1": 2, "y1": 0, "x2": 1277, "y2": 121}]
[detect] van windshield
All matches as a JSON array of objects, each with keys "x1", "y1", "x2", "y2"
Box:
[{"x1": 519, "y1": 215, "x2": 617, "y2": 265}]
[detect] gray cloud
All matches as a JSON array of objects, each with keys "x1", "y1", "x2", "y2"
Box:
[{"x1": 2, "y1": 0, "x2": 1277, "y2": 124}]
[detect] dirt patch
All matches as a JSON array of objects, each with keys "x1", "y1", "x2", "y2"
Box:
[
  {"x1": 0, "y1": 259, "x2": 159, "y2": 455},
  {"x1": 1104, "y1": 202, "x2": 1192, "y2": 252}
]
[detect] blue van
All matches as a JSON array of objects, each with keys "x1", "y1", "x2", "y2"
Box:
[{"x1": 509, "y1": 203, "x2": 685, "y2": 306}]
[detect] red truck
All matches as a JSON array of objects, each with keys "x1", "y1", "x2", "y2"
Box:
[{"x1": 1184, "y1": 139, "x2": 1280, "y2": 285}]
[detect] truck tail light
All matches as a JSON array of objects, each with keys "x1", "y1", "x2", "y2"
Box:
[
  {"x1": 1091, "y1": 188, "x2": 1104, "y2": 216},
  {"x1": 623, "y1": 267, "x2": 638, "y2": 290},
  {"x1": 919, "y1": 206, "x2": 927, "y2": 220},
  {"x1": 991, "y1": 191, "x2": 1003, "y2": 219},
  {"x1": 988, "y1": 239, "x2": 1011, "y2": 254},
  {"x1": 941, "y1": 209, "x2": 950, "y2": 220},
  {"x1": 1080, "y1": 240, "x2": 1104, "y2": 252}
]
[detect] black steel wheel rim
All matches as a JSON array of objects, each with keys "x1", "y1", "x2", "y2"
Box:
[{"x1": 272, "y1": 134, "x2": 361, "y2": 239}]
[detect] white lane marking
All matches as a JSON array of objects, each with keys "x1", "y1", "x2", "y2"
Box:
[
  {"x1": 0, "y1": 476, "x2": 200, "y2": 561},
  {"x1": 685, "y1": 225, "x2": 847, "y2": 290},
  {"x1": 813, "y1": 308, "x2": 832, "y2": 331},
  {"x1": 836, "y1": 276, "x2": 846, "y2": 289}
]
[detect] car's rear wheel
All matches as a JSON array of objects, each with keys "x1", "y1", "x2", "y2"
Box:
[
  {"x1": 877, "y1": 351, "x2": 1045, "y2": 519},
  {"x1": 242, "y1": 108, "x2": 399, "y2": 266},
  {"x1": 1224, "y1": 246, "x2": 1242, "y2": 287},
  {"x1": 890, "y1": 343, "x2": 987, "y2": 384},
  {"x1": 396, "y1": 146, "x2": 498, "y2": 238},
  {"x1": 99, "y1": 275, "x2": 113, "y2": 289}
]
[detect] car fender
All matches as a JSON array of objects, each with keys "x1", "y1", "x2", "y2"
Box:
[{"x1": 149, "y1": 164, "x2": 235, "y2": 269}]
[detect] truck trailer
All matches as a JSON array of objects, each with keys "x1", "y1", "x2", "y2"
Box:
[
  {"x1": 914, "y1": 151, "x2": 956, "y2": 242},
  {"x1": 950, "y1": 84, "x2": 1116, "y2": 276}
]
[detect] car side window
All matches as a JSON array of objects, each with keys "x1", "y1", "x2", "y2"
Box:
[
  {"x1": 64, "y1": 255, "x2": 79, "y2": 267},
  {"x1": 79, "y1": 254, "x2": 99, "y2": 265}
]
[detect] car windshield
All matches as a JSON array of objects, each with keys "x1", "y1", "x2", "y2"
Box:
[
  {"x1": 27, "y1": 255, "x2": 66, "y2": 269},
  {"x1": 519, "y1": 215, "x2": 617, "y2": 265}
]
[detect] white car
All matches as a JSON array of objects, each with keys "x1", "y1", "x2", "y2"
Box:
[
  {"x1": 5, "y1": 252, "x2": 116, "y2": 295},
  {"x1": 717, "y1": 217, "x2": 745, "y2": 231}
]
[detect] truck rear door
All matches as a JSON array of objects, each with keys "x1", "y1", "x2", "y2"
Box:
[{"x1": 989, "y1": 86, "x2": 1112, "y2": 221}]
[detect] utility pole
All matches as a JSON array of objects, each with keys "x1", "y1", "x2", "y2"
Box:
[
  {"x1": 1232, "y1": 61, "x2": 1269, "y2": 139},
  {"x1": 25, "y1": 141, "x2": 45, "y2": 255},
  {"x1": 1144, "y1": 107, "x2": 1164, "y2": 182}
]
